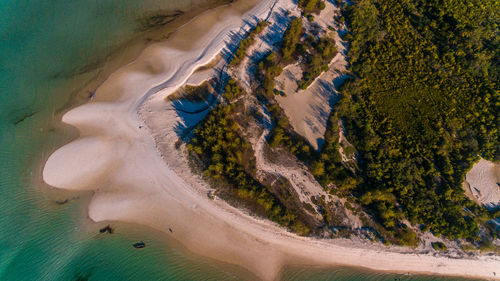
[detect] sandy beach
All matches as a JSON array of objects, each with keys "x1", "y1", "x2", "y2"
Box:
[{"x1": 43, "y1": 0, "x2": 500, "y2": 280}]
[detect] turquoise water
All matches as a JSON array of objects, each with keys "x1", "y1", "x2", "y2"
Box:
[{"x1": 0, "y1": 1, "x2": 481, "y2": 280}]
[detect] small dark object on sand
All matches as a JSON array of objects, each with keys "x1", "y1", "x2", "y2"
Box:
[
  {"x1": 99, "y1": 225, "x2": 114, "y2": 234},
  {"x1": 169, "y1": 228, "x2": 173, "y2": 233},
  {"x1": 133, "y1": 241, "x2": 146, "y2": 249}
]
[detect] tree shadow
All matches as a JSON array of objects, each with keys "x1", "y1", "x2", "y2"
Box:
[
  {"x1": 172, "y1": 80, "x2": 223, "y2": 140},
  {"x1": 173, "y1": 15, "x2": 272, "y2": 141},
  {"x1": 305, "y1": 72, "x2": 350, "y2": 150},
  {"x1": 260, "y1": 8, "x2": 291, "y2": 47},
  {"x1": 221, "y1": 16, "x2": 265, "y2": 65},
  {"x1": 244, "y1": 8, "x2": 294, "y2": 84}
]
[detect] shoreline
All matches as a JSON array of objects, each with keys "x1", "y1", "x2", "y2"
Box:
[
  {"x1": 34, "y1": 0, "x2": 241, "y2": 206},
  {"x1": 42, "y1": 0, "x2": 500, "y2": 280}
]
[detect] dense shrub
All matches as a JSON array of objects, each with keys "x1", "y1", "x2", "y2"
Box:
[
  {"x1": 188, "y1": 82, "x2": 310, "y2": 234},
  {"x1": 281, "y1": 18, "x2": 303, "y2": 60},
  {"x1": 314, "y1": 0, "x2": 498, "y2": 240},
  {"x1": 431, "y1": 242, "x2": 448, "y2": 251},
  {"x1": 222, "y1": 78, "x2": 244, "y2": 101},
  {"x1": 298, "y1": 0, "x2": 325, "y2": 13},
  {"x1": 298, "y1": 38, "x2": 337, "y2": 89}
]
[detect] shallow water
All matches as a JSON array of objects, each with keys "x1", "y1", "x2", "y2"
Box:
[{"x1": 0, "y1": 0, "x2": 483, "y2": 280}]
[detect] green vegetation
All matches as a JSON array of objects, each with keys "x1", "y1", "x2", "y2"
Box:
[
  {"x1": 489, "y1": 208, "x2": 500, "y2": 220},
  {"x1": 188, "y1": 0, "x2": 499, "y2": 245},
  {"x1": 314, "y1": 0, "x2": 499, "y2": 242},
  {"x1": 230, "y1": 21, "x2": 268, "y2": 66},
  {"x1": 298, "y1": 0, "x2": 326, "y2": 13},
  {"x1": 298, "y1": 37, "x2": 337, "y2": 89},
  {"x1": 188, "y1": 80, "x2": 311, "y2": 235},
  {"x1": 267, "y1": 104, "x2": 315, "y2": 162},
  {"x1": 259, "y1": 15, "x2": 337, "y2": 94},
  {"x1": 255, "y1": 18, "x2": 336, "y2": 166},
  {"x1": 460, "y1": 243, "x2": 477, "y2": 252},
  {"x1": 311, "y1": 112, "x2": 359, "y2": 191},
  {"x1": 281, "y1": 18, "x2": 303, "y2": 60},
  {"x1": 222, "y1": 78, "x2": 244, "y2": 101},
  {"x1": 254, "y1": 19, "x2": 318, "y2": 163},
  {"x1": 317, "y1": 1, "x2": 326, "y2": 10},
  {"x1": 431, "y1": 242, "x2": 448, "y2": 251},
  {"x1": 258, "y1": 52, "x2": 284, "y2": 96},
  {"x1": 259, "y1": 11, "x2": 337, "y2": 93},
  {"x1": 478, "y1": 241, "x2": 500, "y2": 253},
  {"x1": 256, "y1": 19, "x2": 299, "y2": 97},
  {"x1": 166, "y1": 80, "x2": 214, "y2": 102}
]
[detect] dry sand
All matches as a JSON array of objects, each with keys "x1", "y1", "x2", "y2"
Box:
[
  {"x1": 253, "y1": 103, "x2": 329, "y2": 214},
  {"x1": 465, "y1": 158, "x2": 500, "y2": 210},
  {"x1": 275, "y1": 1, "x2": 349, "y2": 150},
  {"x1": 43, "y1": 0, "x2": 500, "y2": 280}
]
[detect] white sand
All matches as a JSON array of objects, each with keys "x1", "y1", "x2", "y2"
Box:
[
  {"x1": 228, "y1": 0, "x2": 298, "y2": 93},
  {"x1": 275, "y1": 1, "x2": 349, "y2": 150},
  {"x1": 225, "y1": 0, "x2": 332, "y2": 211},
  {"x1": 253, "y1": 103, "x2": 329, "y2": 214},
  {"x1": 43, "y1": 1, "x2": 500, "y2": 280},
  {"x1": 465, "y1": 158, "x2": 500, "y2": 210}
]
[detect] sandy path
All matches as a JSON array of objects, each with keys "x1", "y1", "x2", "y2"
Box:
[
  {"x1": 227, "y1": 0, "x2": 327, "y2": 207},
  {"x1": 43, "y1": 1, "x2": 500, "y2": 280},
  {"x1": 253, "y1": 106, "x2": 328, "y2": 210}
]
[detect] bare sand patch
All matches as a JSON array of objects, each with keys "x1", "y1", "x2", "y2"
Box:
[
  {"x1": 465, "y1": 158, "x2": 500, "y2": 210},
  {"x1": 274, "y1": 1, "x2": 348, "y2": 150}
]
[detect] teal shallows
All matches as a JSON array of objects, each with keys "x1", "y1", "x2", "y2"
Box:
[
  {"x1": 0, "y1": 0, "x2": 483, "y2": 280},
  {"x1": 0, "y1": 0, "x2": 245, "y2": 280}
]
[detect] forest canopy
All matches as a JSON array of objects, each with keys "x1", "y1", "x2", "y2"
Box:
[{"x1": 314, "y1": 0, "x2": 499, "y2": 240}]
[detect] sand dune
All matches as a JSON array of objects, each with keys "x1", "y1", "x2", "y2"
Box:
[{"x1": 43, "y1": 1, "x2": 500, "y2": 280}]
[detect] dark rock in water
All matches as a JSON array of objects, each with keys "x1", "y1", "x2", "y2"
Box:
[
  {"x1": 99, "y1": 225, "x2": 114, "y2": 234},
  {"x1": 55, "y1": 199, "x2": 69, "y2": 205},
  {"x1": 55, "y1": 196, "x2": 79, "y2": 205},
  {"x1": 133, "y1": 241, "x2": 146, "y2": 249}
]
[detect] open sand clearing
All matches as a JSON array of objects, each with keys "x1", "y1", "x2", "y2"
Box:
[
  {"x1": 43, "y1": 0, "x2": 500, "y2": 280},
  {"x1": 465, "y1": 158, "x2": 500, "y2": 210},
  {"x1": 275, "y1": 2, "x2": 349, "y2": 150}
]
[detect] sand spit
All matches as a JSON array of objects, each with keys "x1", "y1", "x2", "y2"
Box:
[{"x1": 43, "y1": 0, "x2": 500, "y2": 280}]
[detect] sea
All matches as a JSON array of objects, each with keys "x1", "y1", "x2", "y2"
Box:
[{"x1": 0, "y1": 0, "x2": 479, "y2": 280}]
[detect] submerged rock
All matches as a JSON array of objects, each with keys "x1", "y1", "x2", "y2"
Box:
[
  {"x1": 99, "y1": 225, "x2": 114, "y2": 234},
  {"x1": 133, "y1": 241, "x2": 146, "y2": 249}
]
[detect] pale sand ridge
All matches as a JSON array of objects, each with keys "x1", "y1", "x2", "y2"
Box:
[{"x1": 43, "y1": 1, "x2": 500, "y2": 280}]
